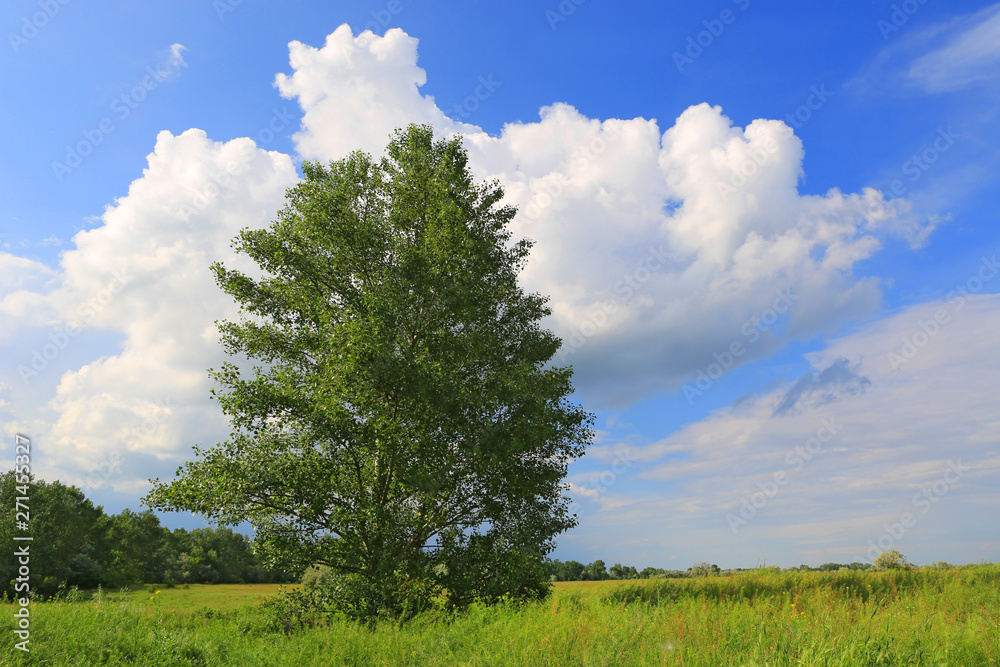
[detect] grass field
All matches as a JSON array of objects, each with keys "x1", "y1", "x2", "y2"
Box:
[
  {"x1": 118, "y1": 583, "x2": 295, "y2": 615},
  {"x1": 2, "y1": 565, "x2": 998, "y2": 665}
]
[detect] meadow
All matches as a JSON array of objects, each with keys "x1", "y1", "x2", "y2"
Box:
[{"x1": 2, "y1": 565, "x2": 998, "y2": 666}]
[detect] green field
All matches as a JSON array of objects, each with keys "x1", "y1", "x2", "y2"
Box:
[
  {"x1": 106, "y1": 583, "x2": 296, "y2": 615},
  {"x1": 3, "y1": 566, "x2": 998, "y2": 665}
]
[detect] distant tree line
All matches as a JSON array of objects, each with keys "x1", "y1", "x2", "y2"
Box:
[
  {"x1": 547, "y1": 559, "x2": 677, "y2": 581},
  {"x1": 546, "y1": 559, "x2": 881, "y2": 581},
  {"x1": 1, "y1": 472, "x2": 293, "y2": 598}
]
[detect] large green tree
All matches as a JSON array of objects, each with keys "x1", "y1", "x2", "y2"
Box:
[
  {"x1": 0, "y1": 472, "x2": 104, "y2": 596},
  {"x1": 144, "y1": 124, "x2": 593, "y2": 616}
]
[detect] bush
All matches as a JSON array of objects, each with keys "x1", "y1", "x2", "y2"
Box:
[
  {"x1": 265, "y1": 570, "x2": 447, "y2": 631},
  {"x1": 300, "y1": 564, "x2": 336, "y2": 591},
  {"x1": 873, "y1": 549, "x2": 911, "y2": 571},
  {"x1": 65, "y1": 553, "x2": 103, "y2": 590}
]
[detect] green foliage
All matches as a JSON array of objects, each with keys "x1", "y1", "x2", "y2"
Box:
[
  {"x1": 143, "y1": 123, "x2": 594, "y2": 622},
  {"x1": 585, "y1": 559, "x2": 608, "y2": 581},
  {"x1": 546, "y1": 559, "x2": 586, "y2": 581},
  {"x1": 601, "y1": 566, "x2": 962, "y2": 607},
  {"x1": 300, "y1": 564, "x2": 336, "y2": 590},
  {"x1": 432, "y1": 532, "x2": 552, "y2": 607},
  {"x1": 1, "y1": 566, "x2": 998, "y2": 664},
  {"x1": 0, "y1": 471, "x2": 104, "y2": 598},
  {"x1": 873, "y1": 548, "x2": 911, "y2": 571},
  {"x1": 0, "y1": 470, "x2": 289, "y2": 597},
  {"x1": 267, "y1": 572, "x2": 446, "y2": 630},
  {"x1": 608, "y1": 563, "x2": 640, "y2": 579},
  {"x1": 688, "y1": 562, "x2": 722, "y2": 577},
  {"x1": 96, "y1": 508, "x2": 172, "y2": 588},
  {"x1": 547, "y1": 559, "x2": 677, "y2": 581}
]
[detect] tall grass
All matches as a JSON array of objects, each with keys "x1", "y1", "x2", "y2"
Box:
[{"x1": 1, "y1": 565, "x2": 997, "y2": 665}]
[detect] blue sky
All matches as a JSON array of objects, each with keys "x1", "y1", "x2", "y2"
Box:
[{"x1": 2, "y1": 0, "x2": 998, "y2": 570}]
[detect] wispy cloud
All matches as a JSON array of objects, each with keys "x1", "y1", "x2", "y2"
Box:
[
  {"x1": 773, "y1": 358, "x2": 871, "y2": 416},
  {"x1": 571, "y1": 295, "x2": 1000, "y2": 566},
  {"x1": 152, "y1": 43, "x2": 188, "y2": 81},
  {"x1": 906, "y1": 3, "x2": 1000, "y2": 93},
  {"x1": 849, "y1": 3, "x2": 1000, "y2": 96}
]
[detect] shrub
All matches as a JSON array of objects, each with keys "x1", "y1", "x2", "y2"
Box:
[
  {"x1": 300, "y1": 564, "x2": 336, "y2": 591},
  {"x1": 873, "y1": 549, "x2": 911, "y2": 571},
  {"x1": 266, "y1": 569, "x2": 447, "y2": 631}
]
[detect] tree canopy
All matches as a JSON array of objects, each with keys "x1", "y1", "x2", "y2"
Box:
[
  {"x1": 144, "y1": 124, "x2": 594, "y2": 620},
  {"x1": 0, "y1": 471, "x2": 289, "y2": 598}
]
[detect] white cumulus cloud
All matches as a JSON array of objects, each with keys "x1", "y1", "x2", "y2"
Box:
[
  {"x1": 2, "y1": 129, "x2": 297, "y2": 491},
  {"x1": 275, "y1": 25, "x2": 933, "y2": 406}
]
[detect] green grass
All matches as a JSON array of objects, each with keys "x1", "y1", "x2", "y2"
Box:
[
  {"x1": 125, "y1": 583, "x2": 297, "y2": 614},
  {"x1": 2, "y1": 566, "x2": 998, "y2": 665},
  {"x1": 9, "y1": 583, "x2": 298, "y2": 614}
]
